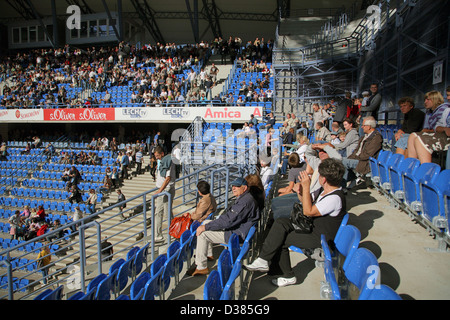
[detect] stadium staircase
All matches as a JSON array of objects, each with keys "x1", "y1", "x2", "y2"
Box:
[{"x1": 271, "y1": 2, "x2": 368, "y2": 117}]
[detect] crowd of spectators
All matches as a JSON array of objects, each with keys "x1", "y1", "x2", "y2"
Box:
[
  {"x1": 0, "y1": 36, "x2": 273, "y2": 109},
  {"x1": 274, "y1": 84, "x2": 450, "y2": 195}
]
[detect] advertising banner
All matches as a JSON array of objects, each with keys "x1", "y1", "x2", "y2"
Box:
[
  {"x1": 43, "y1": 108, "x2": 116, "y2": 121},
  {"x1": 0, "y1": 109, "x2": 43, "y2": 121},
  {"x1": 115, "y1": 106, "x2": 263, "y2": 122}
]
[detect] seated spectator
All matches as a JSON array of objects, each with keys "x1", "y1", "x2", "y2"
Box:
[
  {"x1": 99, "y1": 174, "x2": 113, "y2": 194},
  {"x1": 260, "y1": 158, "x2": 274, "y2": 192},
  {"x1": 244, "y1": 158, "x2": 346, "y2": 287},
  {"x1": 0, "y1": 142, "x2": 7, "y2": 161},
  {"x1": 43, "y1": 143, "x2": 55, "y2": 157},
  {"x1": 327, "y1": 118, "x2": 360, "y2": 157},
  {"x1": 86, "y1": 189, "x2": 98, "y2": 214},
  {"x1": 342, "y1": 116, "x2": 383, "y2": 191},
  {"x1": 394, "y1": 97, "x2": 425, "y2": 156},
  {"x1": 278, "y1": 152, "x2": 306, "y2": 196},
  {"x1": 314, "y1": 121, "x2": 331, "y2": 143},
  {"x1": 187, "y1": 177, "x2": 260, "y2": 276},
  {"x1": 9, "y1": 210, "x2": 23, "y2": 240},
  {"x1": 68, "y1": 185, "x2": 83, "y2": 204},
  {"x1": 36, "y1": 205, "x2": 47, "y2": 222},
  {"x1": 102, "y1": 90, "x2": 112, "y2": 104},
  {"x1": 184, "y1": 180, "x2": 217, "y2": 223},
  {"x1": 407, "y1": 91, "x2": 449, "y2": 163},
  {"x1": 245, "y1": 174, "x2": 266, "y2": 212},
  {"x1": 111, "y1": 167, "x2": 120, "y2": 187},
  {"x1": 21, "y1": 143, "x2": 31, "y2": 155},
  {"x1": 46, "y1": 219, "x2": 65, "y2": 242},
  {"x1": 24, "y1": 218, "x2": 41, "y2": 241}
]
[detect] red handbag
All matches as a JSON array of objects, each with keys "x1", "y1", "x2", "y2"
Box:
[{"x1": 169, "y1": 214, "x2": 193, "y2": 239}]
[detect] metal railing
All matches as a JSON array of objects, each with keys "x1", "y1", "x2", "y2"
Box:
[{"x1": 273, "y1": 0, "x2": 399, "y2": 67}]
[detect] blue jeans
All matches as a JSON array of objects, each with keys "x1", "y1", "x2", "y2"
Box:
[
  {"x1": 86, "y1": 204, "x2": 96, "y2": 214},
  {"x1": 280, "y1": 156, "x2": 289, "y2": 175},
  {"x1": 342, "y1": 158, "x2": 360, "y2": 187}
]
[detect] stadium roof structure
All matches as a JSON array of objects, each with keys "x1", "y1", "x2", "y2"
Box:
[{"x1": 0, "y1": 0, "x2": 362, "y2": 45}]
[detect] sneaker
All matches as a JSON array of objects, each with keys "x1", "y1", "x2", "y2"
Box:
[
  {"x1": 243, "y1": 258, "x2": 269, "y2": 272},
  {"x1": 271, "y1": 276, "x2": 297, "y2": 287}
]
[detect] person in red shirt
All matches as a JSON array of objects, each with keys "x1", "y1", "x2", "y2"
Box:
[{"x1": 36, "y1": 205, "x2": 46, "y2": 222}]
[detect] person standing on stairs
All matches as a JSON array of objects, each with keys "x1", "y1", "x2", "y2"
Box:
[
  {"x1": 209, "y1": 63, "x2": 219, "y2": 87},
  {"x1": 153, "y1": 146, "x2": 176, "y2": 243}
]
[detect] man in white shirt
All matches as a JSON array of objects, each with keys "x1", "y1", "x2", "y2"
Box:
[
  {"x1": 260, "y1": 159, "x2": 273, "y2": 192},
  {"x1": 153, "y1": 146, "x2": 176, "y2": 243}
]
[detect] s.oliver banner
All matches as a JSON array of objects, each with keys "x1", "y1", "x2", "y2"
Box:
[
  {"x1": 115, "y1": 106, "x2": 263, "y2": 122},
  {"x1": 43, "y1": 108, "x2": 115, "y2": 121}
]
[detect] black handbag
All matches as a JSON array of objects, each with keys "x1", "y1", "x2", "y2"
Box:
[{"x1": 289, "y1": 202, "x2": 313, "y2": 233}]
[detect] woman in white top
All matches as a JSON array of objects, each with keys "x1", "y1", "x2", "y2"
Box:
[{"x1": 244, "y1": 158, "x2": 346, "y2": 287}]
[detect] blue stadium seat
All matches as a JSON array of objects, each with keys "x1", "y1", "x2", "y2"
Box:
[
  {"x1": 95, "y1": 269, "x2": 117, "y2": 300},
  {"x1": 130, "y1": 271, "x2": 151, "y2": 300},
  {"x1": 402, "y1": 162, "x2": 441, "y2": 216},
  {"x1": 134, "y1": 243, "x2": 149, "y2": 276},
  {"x1": 217, "y1": 249, "x2": 232, "y2": 288},
  {"x1": 141, "y1": 271, "x2": 161, "y2": 300},
  {"x1": 117, "y1": 258, "x2": 133, "y2": 293},
  {"x1": 334, "y1": 224, "x2": 362, "y2": 272},
  {"x1": 419, "y1": 169, "x2": 450, "y2": 231},
  {"x1": 150, "y1": 254, "x2": 167, "y2": 298},
  {"x1": 379, "y1": 153, "x2": 404, "y2": 194},
  {"x1": 368, "y1": 150, "x2": 391, "y2": 187},
  {"x1": 227, "y1": 233, "x2": 240, "y2": 265},
  {"x1": 162, "y1": 247, "x2": 178, "y2": 298},
  {"x1": 389, "y1": 157, "x2": 420, "y2": 204},
  {"x1": 87, "y1": 273, "x2": 107, "y2": 294},
  {"x1": 203, "y1": 270, "x2": 222, "y2": 300},
  {"x1": 344, "y1": 248, "x2": 379, "y2": 300},
  {"x1": 42, "y1": 285, "x2": 64, "y2": 300},
  {"x1": 220, "y1": 261, "x2": 242, "y2": 300}
]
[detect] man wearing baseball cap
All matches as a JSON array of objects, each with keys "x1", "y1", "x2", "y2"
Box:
[{"x1": 187, "y1": 176, "x2": 260, "y2": 276}]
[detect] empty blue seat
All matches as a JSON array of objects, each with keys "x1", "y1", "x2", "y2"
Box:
[
  {"x1": 344, "y1": 248, "x2": 379, "y2": 300},
  {"x1": 217, "y1": 249, "x2": 232, "y2": 288},
  {"x1": 42, "y1": 285, "x2": 64, "y2": 300},
  {"x1": 402, "y1": 162, "x2": 441, "y2": 216},
  {"x1": 419, "y1": 169, "x2": 450, "y2": 230},
  {"x1": 368, "y1": 150, "x2": 391, "y2": 187},
  {"x1": 389, "y1": 157, "x2": 420, "y2": 203},
  {"x1": 130, "y1": 271, "x2": 151, "y2": 300},
  {"x1": 379, "y1": 153, "x2": 404, "y2": 193},
  {"x1": 203, "y1": 270, "x2": 222, "y2": 300},
  {"x1": 96, "y1": 269, "x2": 117, "y2": 300}
]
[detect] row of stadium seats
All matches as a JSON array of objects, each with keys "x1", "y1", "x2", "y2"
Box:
[
  {"x1": 289, "y1": 214, "x2": 402, "y2": 300},
  {"x1": 0, "y1": 161, "x2": 39, "y2": 170},
  {"x1": 4, "y1": 189, "x2": 103, "y2": 203},
  {"x1": 369, "y1": 150, "x2": 450, "y2": 243},
  {"x1": 41, "y1": 163, "x2": 118, "y2": 173},
  {"x1": 21, "y1": 179, "x2": 102, "y2": 191}
]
